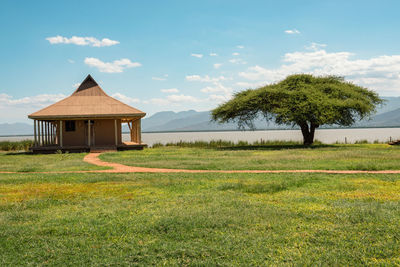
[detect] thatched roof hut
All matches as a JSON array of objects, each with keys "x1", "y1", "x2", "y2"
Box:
[{"x1": 28, "y1": 75, "x2": 146, "y2": 153}]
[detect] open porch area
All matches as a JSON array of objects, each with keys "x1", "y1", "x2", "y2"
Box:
[{"x1": 30, "y1": 118, "x2": 146, "y2": 154}]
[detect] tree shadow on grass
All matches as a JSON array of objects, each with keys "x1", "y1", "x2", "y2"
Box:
[{"x1": 218, "y1": 144, "x2": 337, "y2": 151}]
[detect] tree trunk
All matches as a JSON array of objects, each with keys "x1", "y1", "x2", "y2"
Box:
[{"x1": 299, "y1": 122, "x2": 317, "y2": 146}]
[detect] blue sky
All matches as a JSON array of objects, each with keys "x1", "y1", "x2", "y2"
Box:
[{"x1": 1, "y1": 0, "x2": 400, "y2": 123}]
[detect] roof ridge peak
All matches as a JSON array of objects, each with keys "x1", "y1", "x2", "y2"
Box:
[{"x1": 72, "y1": 75, "x2": 107, "y2": 96}]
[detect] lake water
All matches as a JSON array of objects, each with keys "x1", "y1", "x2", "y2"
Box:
[{"x1": 1, "y1": 128, "x2": 400, "y2": 146}]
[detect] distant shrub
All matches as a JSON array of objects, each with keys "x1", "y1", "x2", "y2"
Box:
[
  {"x1": 150, "y1": 139, "x2": 324, "y2": 149},
  {"x1": 152, "y1": 142, "x2": 164, "y2": 148},
  {"x1": 0, "y1": 140, "x2": 33, "y2": 151},
  {"x1": 334, "y1": 139, "x2": 384, "y2": 145}
]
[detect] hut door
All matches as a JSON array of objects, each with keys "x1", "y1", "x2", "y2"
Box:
[{"x1": 84, "y1": 120, "x2": 95, "y2": 146}]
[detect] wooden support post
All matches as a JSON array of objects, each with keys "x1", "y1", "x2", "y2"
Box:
[
  {"x1": 50, "y1": 122, "x2": 53, "y2": 144},
  {"x1": 41, "y1": 121, "x2": 44, "y2": 145},
  {"x1": 88, "y1": 120, "x2": 91, "y2": 147},
  {"x1": 131, "y1": 121, "x2": 134, "y2": 142},
  {"x1": 60, "y1": 121, "x2": 63, "y2": 147},
  {"x1": 138, "y1": 119, "x2": 141, "y2": 144},
  {"x1": 44, "y1": 121, "x2": 46, "y2": 145},
  {"x1": 131, "y1": 122, "x2": 134, "y2": 142},
  {"x1": 45, "y1": 121, "x2": 48, "y2": 145},
  {"x1": 50, "y1": 123, "x2": 52, "y2": 144},
  {"x1": 38, "y1": 120, "x2": 41, "y2": 146},
  {"x1": 132, "y1": 120, "x2": 137, "y2": 143},
  {"x1": 48, "y1": 122, "x2": 50, "y2": 145},
  {"x1": 43, "y1": 121, "x2": 45, "y2": 145},
  {"x1": 33, "y1": 120, "x2": 37, "y2": 146},
  {"x1": 55, "y1": 123, "x2": 58, "y2": 145},
  {"x1": 130, "y1": 120, "x2": 135, "y2": 143},
  {"x1": 114, "y1": 119, "x2": 118, "y2": 146},
  {"x1": 49, "y1": 122, "x2": 51, "y2": 144},
  {"x1": 48, "y1": 122, "x2": 50, "y2": 144},
  {"x1": 53, "y1": 122, "x2": 55, "y2": 144}
]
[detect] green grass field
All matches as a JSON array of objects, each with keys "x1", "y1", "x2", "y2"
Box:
[
  {"x1": 101, "y1": 144, "x2": 400, "y2": 171},
  {"x1": 0, "y1": 152, "x2": 109, "y2": 172},
  {"x1": 1, "y1": 144, "x2": 400, "y2": 265},
  {"x1": 1, "y1": 172, "x2": 400, "y2": 265}
]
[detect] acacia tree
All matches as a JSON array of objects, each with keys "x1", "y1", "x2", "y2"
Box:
[{"x1": 212, "y1": 74, "x2": 383, "y2": 145}]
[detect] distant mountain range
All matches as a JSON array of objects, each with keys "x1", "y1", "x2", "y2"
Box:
[
  {"x1": 355, "y1": 108, "x2": 400, "y2": 127},
  {"x1": 1, "y1": 96, "x2": 400, "y2": 136},
  {"x1": 139, "y1": 96, "x2": 400, "y2": 132},
  {"x1": 138, "y1": 110, "x2": 279, "y2": 132}
]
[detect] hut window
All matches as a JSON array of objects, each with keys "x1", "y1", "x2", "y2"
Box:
[{"x1": 65, "y1": 121, "x2": 76, "y2": 132}]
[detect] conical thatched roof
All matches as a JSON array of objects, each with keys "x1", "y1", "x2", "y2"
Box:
[{"x1": 28, "y1": 75, "x2": 145, "y2": 120}]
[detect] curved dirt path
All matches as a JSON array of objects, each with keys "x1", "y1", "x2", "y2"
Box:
[{"x1": 83, "y1": 153, "x2": 400, "y2": 174}]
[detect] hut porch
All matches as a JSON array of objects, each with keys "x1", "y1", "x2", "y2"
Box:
[{"x1": 30, "y1": 118, "x2": 146, "y2": 154}]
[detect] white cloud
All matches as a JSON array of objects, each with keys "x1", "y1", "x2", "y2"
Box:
[
  {"x1": 68, "y1": 59, "x2": 75, "y2": 63},
  {"x1": 149, "y1": 98, "x2": 170, "y2": 105},
  {"x1": 229, "y1": 58, "x2": 247, "y2": 64},
  {"x1": 111, "y1": 93, "x2": 140, "y2": 104},
  {"x1": 185, "y1": 74, "x2": 233, "y2": 102},
  {"x1": 191, "y1": 53, "x2": 203, "y2": 58},
  {"x1": 0, "y1": 93, "x2": 66, "y2": 107},
  {"x1": 237, "y1": 45, "x2": 245, "y2": 49},
  {"x1": 284, "y1": 29, "x2": 300, "y2": 34},
  {"x1": 238, "y1": 48, "x2": 400, "y2": 94},
  {"x1": 149, "y1": 94, "x2": 200, "y2": 106},
  {"x1": 152, "y1": 74, "x2": 168, "y2": 81},
  {"x1": 84, "y1": 57, "x2": 141, "y2": 73},
  {"x1": 213, "y1": 63, "x2": 222, "y2": 69},
  {"x1": 167, "y1": 94, "x2": 200, "y2": 103},
  {"x1": 232, "y1": 52, "x2": 240, "y2": 56},
  {"x1": 210, "y1": 53, "x2": 218, "y2": 56},
  {"x1": 161, "y1": 88, "x2": 179, "y2": 93},
  {"x1": 73, "y1": 83, "x2": 80, "y2": 88},
  {"x1": 201, "y1": 83, "x2": 232, "y2": 94},
  {"x1": 46, "y1": 36, "x2": 119, "y2": 47},
  {"x1": 0, "y1": 93, "x2": 68, "y2": 123},
  {"x1": 208, "y1": 94, "x2": 231, "y2": 103},
  {"x1": 186, "y1": 75, "x2": 227, "y2": 83},
  {"x1": 306, "y1": 42, "x2": 327, "y2": 51}
]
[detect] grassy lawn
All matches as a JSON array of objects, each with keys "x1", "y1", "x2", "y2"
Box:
[
  {"x1": 101, "y1": 144, "x2": 400, "y2": 171},
  {"x1": 0, "y1": 152, "x2": 110, "y2": 172},
  {"x1": 1, "y1": 172, "x2": 400, "y2": 265}
]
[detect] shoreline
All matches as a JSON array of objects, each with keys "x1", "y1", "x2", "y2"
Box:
[{"x1": 2, "y1": 125, "x2": 400, "y2": 137}]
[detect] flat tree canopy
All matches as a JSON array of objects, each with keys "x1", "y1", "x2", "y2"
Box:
[{"x1": 212, "y1": 74, "x2": 383, "y2": 145}]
